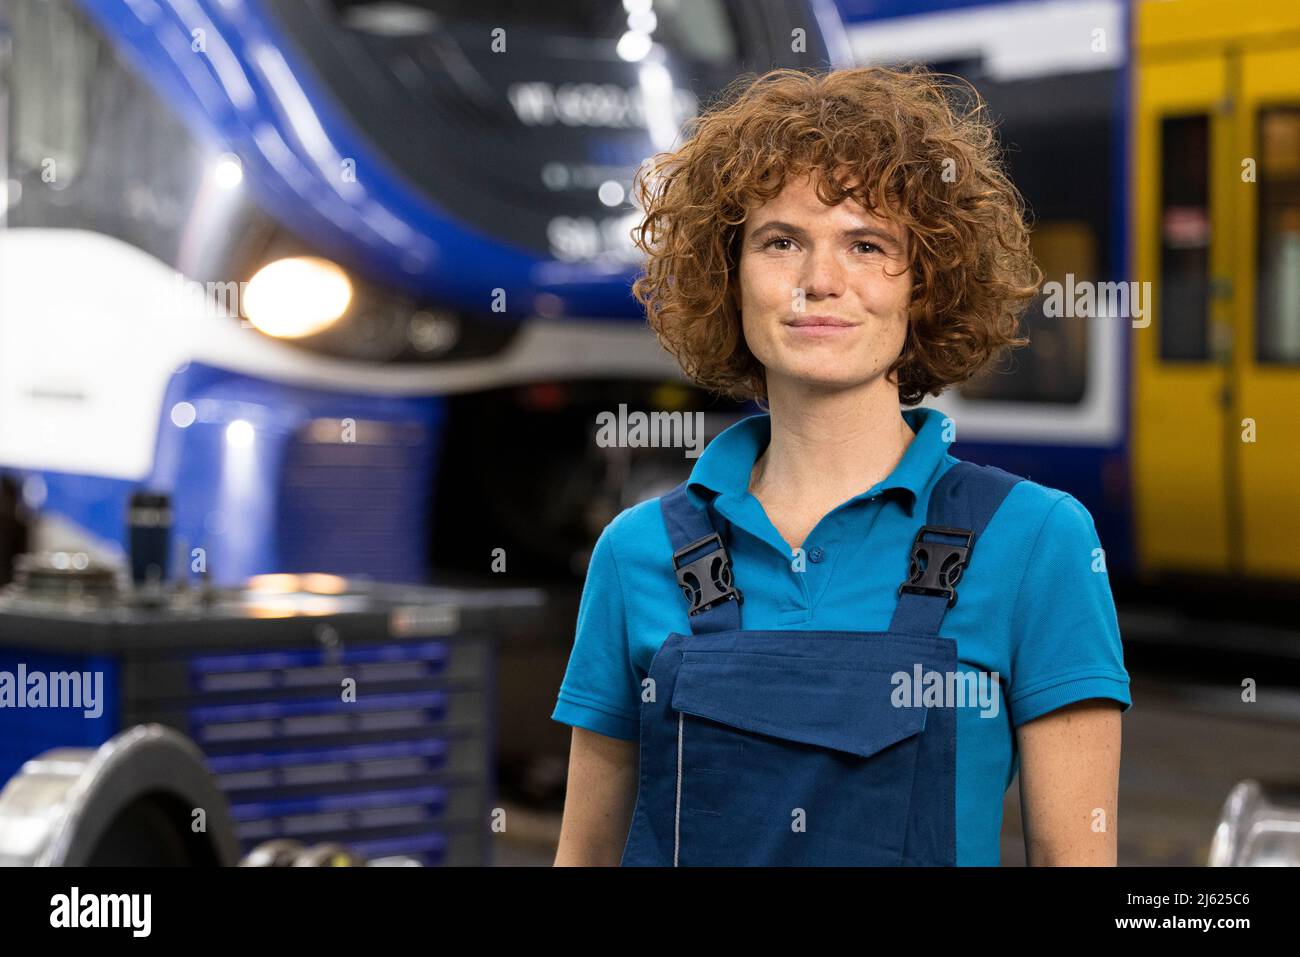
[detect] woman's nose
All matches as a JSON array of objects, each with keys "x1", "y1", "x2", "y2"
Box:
[{"x1": 796, "y1": 245, "x2": 846, "y2": 301}]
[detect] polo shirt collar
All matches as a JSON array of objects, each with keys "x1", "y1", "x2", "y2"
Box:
[{"x1": 688, "y1": 405, "x2": 950, "y2": 515}]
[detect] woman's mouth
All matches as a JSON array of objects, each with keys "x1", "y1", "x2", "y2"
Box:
[{"x1": 784, "y1": 315, "x2": 859, "y2": 335}]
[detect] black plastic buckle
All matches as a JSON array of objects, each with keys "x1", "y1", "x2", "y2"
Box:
[
  {"x1": 673, "y1": 533, "x2": 743, "y2": 616},
  {"x1": 898, "y1": 524, "x2": 973, "y2": 608}
]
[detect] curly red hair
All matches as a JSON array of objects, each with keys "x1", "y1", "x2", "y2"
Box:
[{"x1": 630, "y1": 64, "x2": 1040, "y2": 405}]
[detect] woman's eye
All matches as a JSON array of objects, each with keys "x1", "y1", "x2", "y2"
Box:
[{"x1": 762, "y1": 238, "x2": 883, "y2": 254}]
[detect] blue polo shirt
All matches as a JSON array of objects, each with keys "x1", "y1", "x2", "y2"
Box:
[{"x1": 551, "y1": 405, "x2": 1132, "y2": 865}]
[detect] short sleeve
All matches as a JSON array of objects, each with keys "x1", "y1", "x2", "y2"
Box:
[
  {"x1": 1006, "y1": 494, "x2": 1132, "y2": 728},
  {"x1": 550, "y1": 520, "x2": 640, "y2": 740}
]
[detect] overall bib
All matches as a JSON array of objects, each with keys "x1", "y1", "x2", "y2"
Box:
[{"x1": 620, "y1": 460, "x2": 1023, "y2": 866}]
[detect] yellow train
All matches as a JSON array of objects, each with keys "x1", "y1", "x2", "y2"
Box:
[
  {"x1": 845, "y1": 0, "x2": 1300, "y2": 586},
  {"x1": 1133, "y1": 0, "x2": 1300, "y2": 583}
]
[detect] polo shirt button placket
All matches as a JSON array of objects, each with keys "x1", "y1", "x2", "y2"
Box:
[{"x1": 808, "y1": 547, "x2": 824, "y2": 563}]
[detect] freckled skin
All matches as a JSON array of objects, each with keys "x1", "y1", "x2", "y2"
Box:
[{"x1": 737, "y1": 169, "x2": 912, "y2": 398}]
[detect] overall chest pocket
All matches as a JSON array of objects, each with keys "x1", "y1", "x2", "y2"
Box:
[{"x1": 668, "y1": 634, "x2": 946, "y2": 866}]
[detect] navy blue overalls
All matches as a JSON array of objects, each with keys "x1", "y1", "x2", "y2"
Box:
[{"x1": 620, "y1": 460, "x2": 1024, "y2": 866}]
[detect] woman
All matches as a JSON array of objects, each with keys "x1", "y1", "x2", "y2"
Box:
[{"x1": 551, "y1": 65, "x2": 1130, "y2": 866}]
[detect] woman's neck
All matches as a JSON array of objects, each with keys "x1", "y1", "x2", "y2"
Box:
[{"x1": 749, "y1": 377, "x2": 916, "y2": 524}]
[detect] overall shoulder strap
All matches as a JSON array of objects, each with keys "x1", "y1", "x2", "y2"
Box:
[
  {"x1": 888, "y1": 461, "x2": 1024, "y2": 636},
  {"x1": 660, "y1": 483, "x2": 742, "y2": 635}
]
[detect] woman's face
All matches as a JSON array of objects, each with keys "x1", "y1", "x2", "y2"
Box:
[{"x1": 736, "y1": 170, "x2": 912, "y2": 398}]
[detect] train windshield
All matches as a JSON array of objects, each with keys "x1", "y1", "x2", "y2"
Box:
[
  {"x1": 265, "y1": 0, "x2": 765, "y2": 264},
  {"x1": 333, "y1": 0, "x2": 738, "y2": 64}
]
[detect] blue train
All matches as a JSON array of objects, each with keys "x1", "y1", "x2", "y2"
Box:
[
  {"x1": 0, "y1": 0, "x2": 851, "y2": 862},
  {"x1": 0, "y1": 0, "x2": 850, "y2": 589},
  {"x1": 4, "y1": 0, "x2": 1292, "y2": 601}
]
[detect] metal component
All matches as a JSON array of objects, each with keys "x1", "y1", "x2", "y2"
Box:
[
  {"x1": 128, "y1": 490, "x2": 172, "y2": 587},
  {"x1": 8, "y1": 551, "x2": 120, "y2": 601},
  {"x1": 1209, "y1": 779, "x2": 1300, "y2": 866},
  {"x1": 241, "y1": 839, "x2": 420, "y2": 867},
  {"x1": 0, "y1": 724, "x2": 240, "y2": 866},
  {"x1": 292, "y1": 842, "x2": 368, "y2": 867},
  {"x1": 239, "y1": 839, "x2": 306, "y2": 867}
]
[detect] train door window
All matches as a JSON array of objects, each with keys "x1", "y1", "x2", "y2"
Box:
[
  {"x1": 944, "y1": 67, "x2": 1116, "y2": 405},
  {"x1": 1255, "y1": 108, "x2": 1300, "y2": 364},
  {"x1": 1158, "y1": 114, "x2": 1212, "y2": 361},
  {"x1": 7, "y1": 0, "x2": 98, "y2": 187},
  {"x1": 958, "y1": 220, "x2": 1092, "y2": 404}
]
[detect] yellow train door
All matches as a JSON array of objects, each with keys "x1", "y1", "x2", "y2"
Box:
[
  {"x1": 1133, "y1": 7, "x2": 1233, "y2": 574},
  {"x1": 1134, "y1": 0, "x2": 1300, "y2": 580},
  {"x1": 1235, "y1": 42, "x2": 1300, "y2": 578}
]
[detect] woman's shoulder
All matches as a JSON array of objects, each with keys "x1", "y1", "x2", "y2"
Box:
[
  {"x1": 991, "y1": 473, "x2": 1102, "y2": 549},
  {"x1": 590, "y1": 492, "x2": 678, "y2": 564},
  {"x1": 941, "y1": 456, "x2": 1091, "y2": 532}
]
